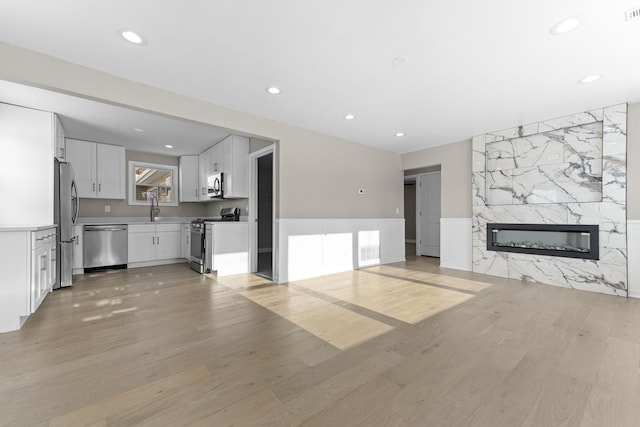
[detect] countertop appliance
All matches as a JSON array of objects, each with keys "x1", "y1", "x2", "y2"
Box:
[
  {"x1": 53, "y1": 160, "x2": 79, "y2": 289},
  {"x1": 207, "y1": 173, "x2": 224, "y2": 199},
  {"x1": 190, "y1": 208, "x2": 240, "y2": 273},
  {"x1": 83, "y1": 224, "x2": 128, "y2": 271}
]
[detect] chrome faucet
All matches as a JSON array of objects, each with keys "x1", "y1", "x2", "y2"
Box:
[{"x1": 150, "y1": 194, "x2": 160, "y2": 222}]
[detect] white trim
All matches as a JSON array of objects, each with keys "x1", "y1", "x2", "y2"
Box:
[
  {"x1": 128, "y1": 161, "x2": 179, "y2": 206},
  {"x1": 439, "y1": 218, "x2": 472, "y2": 271},
  {"x1": 405, "y1": 239, "x2": 416, "y2": 243},
  {"x1": 249, "y1": 144, "x2": 277, "y2": 279},
  {"x1": 125, "y1": 258, "x2": 186, "y2": 269}
]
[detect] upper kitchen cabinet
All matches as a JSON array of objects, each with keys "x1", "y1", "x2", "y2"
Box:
[
  {"x1": 179, "y1": 155, "x2": 199, "y2": 202},
  {"x1": 53, "y1": 114, "x2": 66, "y2": 161},
  {"x1": 198, "y1": 148, "x2": 211, "y2": 201},
  {"x1": 221, "y1": 135, "x2": 249, "y2": 198},
  {"x1": 66, "y1": 139, "x2": 125, "y2": 199},
  {"x1": 0, "y1": 102, "x2": 55, "y2": 225}
]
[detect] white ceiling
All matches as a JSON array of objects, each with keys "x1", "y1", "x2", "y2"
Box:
[
  {"x1": 1, "y1": 0, "x2": 639, "y2": 154},
  {"x1": 0, "y1": 80, "x2": 238, "y2": 156}
]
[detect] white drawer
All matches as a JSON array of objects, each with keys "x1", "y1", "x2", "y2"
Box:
[
  {"x1": 128, "y1": 224, "x2": 155, "y2": 233},
  {"x1": 33, "y1": 228, "x2": 56, "y2": 249}
]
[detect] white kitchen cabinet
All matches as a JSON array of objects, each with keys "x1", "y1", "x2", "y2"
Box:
[
  {"x1": 53, "y1": 114, "x2": 66, "y2": 161},
  {"x1": 221, "y1": 135, "x2": 249, "y2": 198},
  {"x1": 0, "y1": 103, "x2": 56, "y2": 225},
  {"x1": 155, "y1": 225, "x2": 182, "y2": 260},
  {"x1": 181, "y1": 224, "x2": 191, "y2": 259},
  {"x1": 198, "y1": 149, "x2": 210, "y2": 201},
  {"x1": 209, "y1": 222, "x2": 249, "y2": 276},
  {"x1": 72, "y1": 225, "x2": 84, "y2": 273},
  {"x1": 128, "y1": 223, "x2": 182, "y2": 264},
  {"x1": 31, "y1": 228, "x2": 56, "y2": 314},
  {"x1": 0, "y1": 227, "x2": 56, "y2": 333},
  {"x1": 210, "y1": 141, "x2": 223, "y2": 174},
  {"x1": 66, "y1": 139, "x2": 125, "y2": 199},
  {"x1": 179, "y1": 155, "x2": 200, "y2": 202}
]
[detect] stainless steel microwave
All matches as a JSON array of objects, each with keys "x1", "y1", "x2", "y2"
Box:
[{"x1": 207, "y1": 173, "x2": 224, "y2": 198}]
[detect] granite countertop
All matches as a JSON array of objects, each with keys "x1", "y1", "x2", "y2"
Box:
[
  {"x1": 76, "y1": 217, "x2": 249, "y2": 225},
  {"x1": 76, "y1": 217, "x2": 196, "y2": 225},
  {"x1": 0, "y1": 224, "x2": 57, "y2": 232}
]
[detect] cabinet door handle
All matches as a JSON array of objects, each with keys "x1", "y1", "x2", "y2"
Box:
[
  {"x1": 99, "y1": 183, "x2": 101, "y2": 192},
  {"x1": 157, "y1": 236, "x2": 160, "y2": 245},
  {"x1": 195, "y1": 189, "x2": 198, "y2": 198},
  {"x1": 92, "y1": 183, "x2": 96, "y2": 192}
]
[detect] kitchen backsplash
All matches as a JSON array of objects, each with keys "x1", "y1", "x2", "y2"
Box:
[{"x1": 78, "y1": 198, "x2": 207, "y2": 218}]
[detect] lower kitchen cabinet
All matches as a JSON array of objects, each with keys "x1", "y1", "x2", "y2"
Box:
[
  {"x1": 209, "y1": 222, "x2": 249, "y2": 276},
  {"x1": 0, "y1": 226, "x2": 56, "y2": 333},
  {"x1": 128, "y1": 223, "x2": 182, "y2": 264},
  {"x1": 72, "y1": 224, "x2": 83, "y2": 273},
  {"x1": 181, "y1": 223, "x2": 191, "y2": 259}
]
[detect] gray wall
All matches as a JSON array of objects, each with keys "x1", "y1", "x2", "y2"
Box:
[
  {"x1": 401, "y1": 139, "x2": 472, "y2": 218},
  {"x1": 0, "y1": 42, "x2": 402, "y2": 221},
  {"x1": 78, "y1": 150, "x2": 207, "y2": 218},
  {"x1": 628, "y1": 103, "x2": 640, "y2": 220}
]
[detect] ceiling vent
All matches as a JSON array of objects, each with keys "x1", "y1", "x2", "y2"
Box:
[{"x1": 625, "y1": 6, "x2": 640, "y2": 21}]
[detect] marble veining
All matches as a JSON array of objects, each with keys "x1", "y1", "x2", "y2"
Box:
[{"x1": 471, "y1": 103, "x2": 628, "y2": 296}]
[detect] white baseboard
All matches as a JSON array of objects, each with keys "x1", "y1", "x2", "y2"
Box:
[
  {"x1": 277, "y1": 218, "x2": 405, "y2": 283},
  {"x1": 628, "y1": 220, "x2": 640, "y2": 298},
  {"x1": 405, "y1": 239, "x2": 416, "y2": 243},
  {"x1": 440, "y1": 218, "x2": 472, "y2": 271},
  {"x1": 121, "y1": 258, "x2": 186, "y2": 270}
]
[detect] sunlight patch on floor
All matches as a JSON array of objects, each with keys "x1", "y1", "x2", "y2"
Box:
[
  {"x1": 373, "y1": 264, "x2": 494, "y2": 292},
  {"x1": 217, "y1": 274, "x2": 392, "y2": 350},
  {"x1": 294, "y1": 267, "x2": 482, "y2": 324}
]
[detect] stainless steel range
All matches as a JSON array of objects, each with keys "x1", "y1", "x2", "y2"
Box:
[{"x1": 190, "y1": 207, "x2": 240, "y2": 273}]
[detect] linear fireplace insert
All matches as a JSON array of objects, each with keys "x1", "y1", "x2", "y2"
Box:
[{"x1": 487, "y1": 223, "x2": 599, "y2": 260}]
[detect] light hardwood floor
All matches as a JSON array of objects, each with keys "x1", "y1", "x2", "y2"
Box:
[{"x1": 1, "y1": 250, "x2": 639, "y2": 426}]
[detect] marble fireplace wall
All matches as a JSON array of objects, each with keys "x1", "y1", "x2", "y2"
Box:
[{"x1": 472, "y1": 104, "x2": 627, "y2": 296}]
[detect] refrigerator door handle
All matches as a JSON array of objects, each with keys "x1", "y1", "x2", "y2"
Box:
[{"x1": 71, "y1": 180, "x2": 79, "y2": 225}]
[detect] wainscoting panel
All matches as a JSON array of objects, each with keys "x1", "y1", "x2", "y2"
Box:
[
  {"x1": 629, "y1": 220, "x2": 640, "y2": 299},
  {"x1": 440, "y1": 218, "x2": 472, "y2": 271},
  {"x1": 276, "y1": 218, "x2": 405, "y2": 283}
]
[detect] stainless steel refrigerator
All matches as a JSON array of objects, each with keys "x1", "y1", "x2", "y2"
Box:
[{"x1": 54, "y1": 160, "x2": 79, "y2": 289}]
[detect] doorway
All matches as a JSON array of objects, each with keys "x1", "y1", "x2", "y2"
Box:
[
  {"x1": 417, "y1": 171, "x2": 441, "y2": 257},
  {"x1": 256, "y1": 153, "x2": 273, "y2": 278}
]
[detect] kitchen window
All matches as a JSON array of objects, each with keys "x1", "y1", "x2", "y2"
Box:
[{"x1": 128, "y1": 161, "x2": 178, "y2": 206}]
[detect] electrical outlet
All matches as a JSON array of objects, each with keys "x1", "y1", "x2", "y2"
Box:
[
  {"x1": 396, "y1": 207, "x2": 400, "y2": 214},
  {"x1": 104, "y1": 205, "x2": 111, "y2": 213},
  {"x1": 358, "y1": 188, "x2": 365, "y2": 195}
]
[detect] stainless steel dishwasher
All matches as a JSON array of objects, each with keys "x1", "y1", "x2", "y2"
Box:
[{"x1": 83, "y1": 224, "x2": 128, "y2": 270}]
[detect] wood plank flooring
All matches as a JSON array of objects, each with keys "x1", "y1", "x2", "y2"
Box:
[{"x1": 1, "y1": 249, "x2": 639, "y2": 426}]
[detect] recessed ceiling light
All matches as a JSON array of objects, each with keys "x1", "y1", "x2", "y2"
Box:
[
  {"x1": 121, "y1": 30, "x2": 146, "y2": 45},
  {"x1": 549, "y1": 17, "x2": 581, "y2": 35},
  {"x1": 133, "y1": 127, "x2": 144, "y2": 132},
  {"x1": 578, "y1": 74, "x2": 601, "y2": 84},
  {"x1": 266, "y1": 86, "x2": 281, "y2": 95},
  {"x1": 392, "y1": 56, "x2": 409, "y2": 66},
  {"x1": 396, "y1": 132, "x2": 405, "y2": 137},
  {"x1": 164, "y1": 145, "x2": 173, "y2": 149},
  {"x1": 344, "y1": 114, "x2": 355, "y2": 120}
]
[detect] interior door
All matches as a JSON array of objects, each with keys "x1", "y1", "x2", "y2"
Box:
[
  {"x1": 256, "y1": 153, "x2": 274, "y2": 279},
  {"x1": 419, "y1": 172, "x2": 441, "y2": 257}
]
